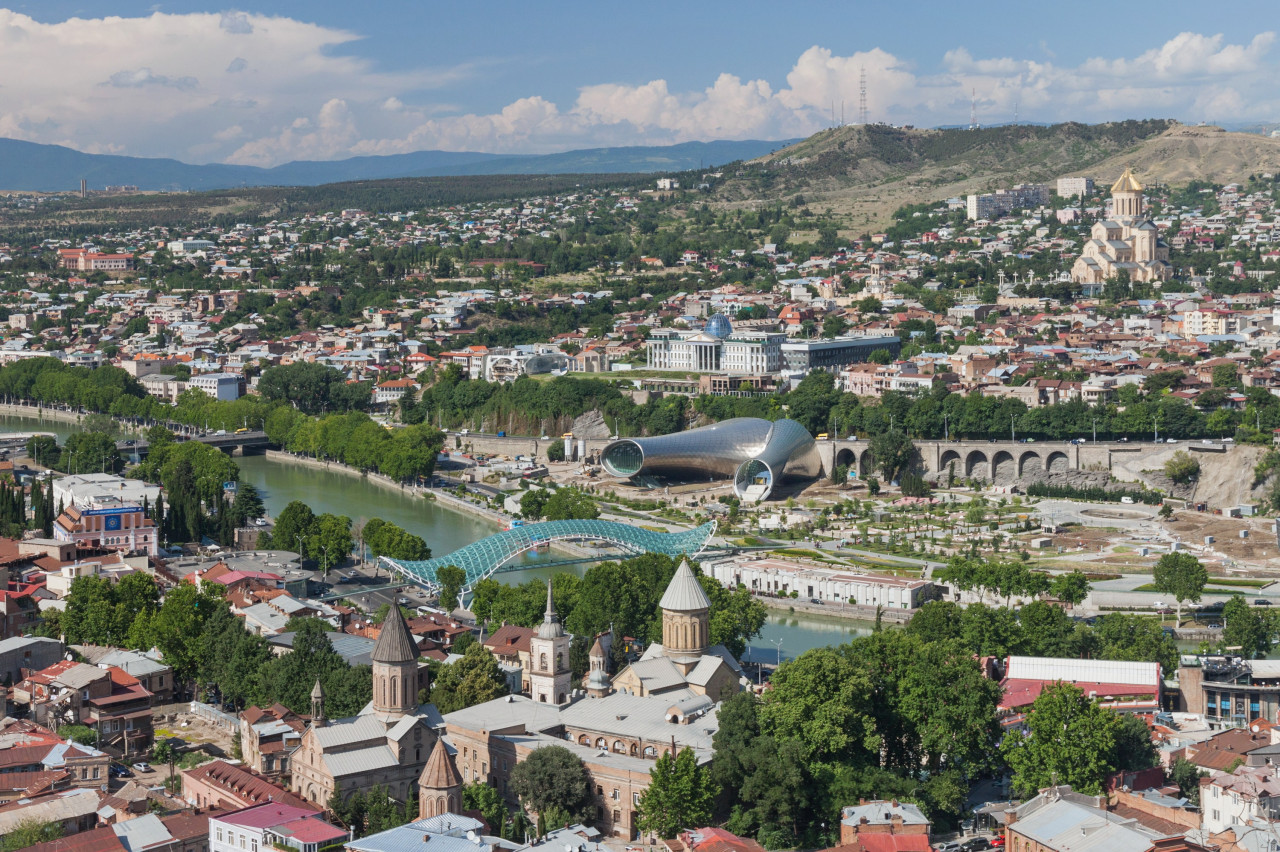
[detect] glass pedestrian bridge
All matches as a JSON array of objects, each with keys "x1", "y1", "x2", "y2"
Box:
[{"x1": 380, "y1": 519, "x2": 717, "y2": 592}]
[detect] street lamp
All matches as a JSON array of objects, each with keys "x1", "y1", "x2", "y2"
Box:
[
  {"x1": 1092, "y1": 417, "x2": 1097, "y2": 443},
  {"x1": 770, "y1": 638, "x2": 784, "y2": 670},
  {"x1": 295, "y1": 534, "x2": 304, "y2": 565}
]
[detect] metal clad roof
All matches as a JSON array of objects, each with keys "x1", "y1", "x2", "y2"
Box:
[
  {"x1": 659, "y1": 559, "x2": 711, "y2": 612},
  {"x1": 1005, "y1": 656, "x2": 1160, "y2": 685}
]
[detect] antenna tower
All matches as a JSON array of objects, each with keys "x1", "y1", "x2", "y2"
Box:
[
  {"x1": 1014, "y1": 101, "x2": 1019, "y2": 126},
  {"x1": 859, "y1": 66, "x2": 868, "y2": 125},
  {"x1": 969, "y1": 88, "x2": 978, "y2": 131}
]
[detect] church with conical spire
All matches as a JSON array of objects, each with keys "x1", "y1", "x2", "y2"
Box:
[
  {"x1": 439, "y1": 558, "x2": 748, "y2": 839},
  {"x1": 1071, "y1": 168, "x2": 1172, "y2": 286},
  {"x1": 289, "y1": 605, "x2": 445, "y2": 808}
]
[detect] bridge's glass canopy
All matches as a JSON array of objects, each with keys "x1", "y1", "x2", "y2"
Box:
[{"x1": 381, "y1": 519, "x2": 717, "y2": 590}]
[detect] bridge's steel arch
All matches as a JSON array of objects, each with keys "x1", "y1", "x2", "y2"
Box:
[{"x1": 380, "y1": 519, "x2": 717, "y2": 592}]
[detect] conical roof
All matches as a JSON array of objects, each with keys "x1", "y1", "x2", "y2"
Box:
[
  {"x1": 1111, "y1": 168, "x2": 1143, "y2": 194},
  {"x1": 536, "y1": 579, "x2": 565, "y2": 639},
  {"x1": 372, "y1": 604, "x2": 418, "y2": 664},
  {"x1": 659, "y1": 559, "x2": 712, "y2": 612},
  {"x1": 310, "y1": 679, "x2": 325, "y2": 699},
  {"x1": 419, "y1": 738, "x2": 462, "y2": 790}
]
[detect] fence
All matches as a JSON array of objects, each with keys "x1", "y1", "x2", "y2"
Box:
[{"x1": 190, "y1": 701, "x2": 239, "y2": 733}]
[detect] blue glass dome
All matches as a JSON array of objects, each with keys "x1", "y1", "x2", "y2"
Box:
[{"x1": 704, "y1": 313, "x2": 733, "y2": 339}]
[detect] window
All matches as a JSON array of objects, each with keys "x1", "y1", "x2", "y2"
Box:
[
  {"x1": 611, "y1": 788, "x2": 619, "y2": 800},
  {"x1": 217, "y1": 828, "x2": 223, "y2": 843},
  {"x1": 633, "y1": 792, "x2": 641, "y2": 806},
  {"x1": 252, "y1": 842, "x2": 258, "y2": 852}
]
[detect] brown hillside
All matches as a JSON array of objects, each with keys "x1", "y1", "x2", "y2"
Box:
[
  {"x1": 715, "y1": 120, "x2": 1279, "y2": 231},
  {"x1": 1083, "y1": 124, "x2": 1280, "y2": 186}
]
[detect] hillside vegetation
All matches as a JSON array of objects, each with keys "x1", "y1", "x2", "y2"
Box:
[{"x1": 714, "y1": 120, "x2": 1280, "y2": 229}]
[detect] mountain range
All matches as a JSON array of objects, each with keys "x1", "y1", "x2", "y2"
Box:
[{"x1": 0, "y1": 138, "x2": 798, "y2": 193}]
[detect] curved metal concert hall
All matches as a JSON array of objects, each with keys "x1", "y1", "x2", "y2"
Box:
[{"x1": 600, "y1": 417, "x2": 821, "y2": 501}]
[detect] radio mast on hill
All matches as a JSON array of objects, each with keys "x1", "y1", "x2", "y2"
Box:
[
  {"x1": 969, "y1": 88, "x2": 978, "y2": 130},
  {"x1": 859, "y1": 66, "x2": 868, "y2": 125}
]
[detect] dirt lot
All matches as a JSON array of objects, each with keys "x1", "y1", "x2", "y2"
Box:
[
  {"x1": 151, "y1": 704, "x2": 235, "y2": 755},
  {"x1": 1164, "y1": 510, "x2": 1280, "y2": 569}
]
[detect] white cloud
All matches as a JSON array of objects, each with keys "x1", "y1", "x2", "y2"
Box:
[{"x1": 0, "y1": 10, "x2": 1275, "y2": 165}]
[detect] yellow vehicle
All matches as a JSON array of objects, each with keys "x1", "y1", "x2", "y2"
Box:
[
  {"x1": 561, "y1": 432, "x2": 574, "y2": 439},
  {"x1": 817, "y1": 433, "x2": 830, "y2": 441},
  {"x1": 235, "y1": 427, "x2": 251, "y2": 434}
]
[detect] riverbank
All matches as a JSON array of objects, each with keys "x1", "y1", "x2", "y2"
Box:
[
  {"x1": 0, "y1": 402, "x2": 92, "y2": 427},
  {"x1": 754, "y1": 593, "x2": 914, "y2": 623},
  {"x1": 260, "y1": 450, "x2": 600, "y2": 561},
  {"x1": 263, "y1": 449, "x2": 509, "y2": 527}
]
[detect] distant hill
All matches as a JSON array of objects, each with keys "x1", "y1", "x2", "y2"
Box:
[
  {"x1": 0, "y1": 138, "x2": 799, "y2": 193},
  {"x1": 714, "y1": 120, "x2": 1280, "y2": 228}
]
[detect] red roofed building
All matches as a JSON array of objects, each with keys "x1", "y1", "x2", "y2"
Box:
[
  {"x1": 58, "y1": 249, "x2": 135, "y2": 272},
  {"x1": 834, "y1": 800, "x2": 932, "y2": 851},
  {"x1": 182, "y1": 759, "x2": 311, "y2": 811},
  {"x1": 671, "y1": 827, "x2": 767, "y2": 852},
  {"x1": 1000, "y1": 656, "x2": 1161, "y2": 719}
]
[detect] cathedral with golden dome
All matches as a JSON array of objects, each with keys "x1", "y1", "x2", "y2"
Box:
[{"x1": 1070, "y1": 168, "x2": 1172, "y2": 286}]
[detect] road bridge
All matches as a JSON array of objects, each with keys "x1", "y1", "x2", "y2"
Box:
[{"x1": 118, "y1": 430, "x2": 270, "y2": 458}]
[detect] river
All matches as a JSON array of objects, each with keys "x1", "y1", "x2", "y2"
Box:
[{"x1": 0, "y1": 415, "x2": 875, "y2": 661}]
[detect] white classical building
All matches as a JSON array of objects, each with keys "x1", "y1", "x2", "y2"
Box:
[
  {"x1": 705, "y1": 556, "x2": 935, "y2": 609},
  {"x1": 645, "y1": 319, "x2": 785, "y2": 374}
]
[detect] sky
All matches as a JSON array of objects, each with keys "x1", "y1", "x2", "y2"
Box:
[{"x1": 3, "y1": 1, "x2": 1280, "y2": 167}]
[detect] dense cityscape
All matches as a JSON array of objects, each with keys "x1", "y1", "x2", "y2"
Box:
[{"x1": 8, "y1": 6, "x2": 1280, "y2": 852}]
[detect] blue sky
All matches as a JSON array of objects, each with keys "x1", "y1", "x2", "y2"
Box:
[{"x1": 3, "y1": 2, "x2": 1279, "y2": 165}]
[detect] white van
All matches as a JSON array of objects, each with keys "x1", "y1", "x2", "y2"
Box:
[{"x1": 1120, "y1": 496, "x2": 1135, "y2": 504}]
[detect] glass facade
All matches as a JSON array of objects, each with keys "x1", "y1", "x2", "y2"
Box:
[{"x1": 600, "y1": 417, "x2": 820, "y2": 500}]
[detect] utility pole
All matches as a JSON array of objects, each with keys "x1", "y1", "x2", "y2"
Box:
[{"x1": 1011, "y1": 414, "x2": 1016, "y2": 443}]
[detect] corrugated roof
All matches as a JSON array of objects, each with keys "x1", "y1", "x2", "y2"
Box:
[
  {"x1": 659, "y1": 559, "x2": 711, "y2": 612},
  {"x1": 322, "y1": 744, "x2": 398, "y2": 778},
  {"x1": 1005, "y1": 655, "x2": 1160, "y2": 686}
]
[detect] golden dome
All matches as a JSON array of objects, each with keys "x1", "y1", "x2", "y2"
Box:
[{"x1": 1111, "y1": 168, "x2": 1143, "y2": 194}]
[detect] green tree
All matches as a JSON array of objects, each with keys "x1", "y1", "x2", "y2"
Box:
[
  {"x1": 1050, "y1": 571, "x2": 1091, "y2": 606},
  {"x1": 519, "y1": 489, "x2": 549, "y2": 520},
  {"x1": 509, "y1": 746, "x2": 593, "y2": 824},
  {"x1": 1001, "y1": 682, "x2": 1121, "y2": 796},
  {"x1": 821, "y1": 313, "x2": 850, "y2": 339},
  {"x1": 463, "y1": 782, "x2": 509, "y2": 838},
  {"x1": 1113, "y1": 712, "x2": 1158, "y2": 771},
  {"x1": 1152, "y1": 552, "x2": 1209, "y2": 624},
  {"x1": 758, "y1": 646, "x2": 876, "y2": 767},
  {"x1": 26, "y1": 435, "x2": 59, "y2": 467},
  {"x1": 429, "y1": 643, "x2": 508, "y2": 713},
  {"x1": 637, "y1": 748, "x2": 718, "y2": 839},
  {"x1": 1170, "y1": 757, "x2": 1206, "y2": 805},
  {"x1": 436, "y1": 565, "x2": 466, "y2": 612},
  {"x1": 1, "y1": 820, "x2": 63, "y2": 851},
  {"x1": 1163, "y1": 451, "x2": 1200, "y2": 485},
  {"x1": 868, "y1": 428, "x2": 914, "y2": 482},
  {"x1": 1223, "y1": 594, "x2": 1270, "y2": 658}
]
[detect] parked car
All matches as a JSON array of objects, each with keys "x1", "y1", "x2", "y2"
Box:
[
  {"x1": 963, "y1": 839, "x2": 992, "y2": 851},
  {"x1": 109, "y1": 764, "x2": 132, "y2": 778},
  {"x1": 131, "y1": 762, "x2": 150, "y2": 772},
  {"x1": 809, "y1": 598, "x2": 823, "y2": 605},
  {"x1": 990, "y1": 838, "x2": 1005, "y2": 848},
  {"x1": 935, "y1": 843, "x2": 964, "y2": 852}
]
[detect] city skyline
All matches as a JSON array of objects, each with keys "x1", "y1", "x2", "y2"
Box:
[{"x1": 2, "y1": 2, "x2": 1279, "y2": 165}]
